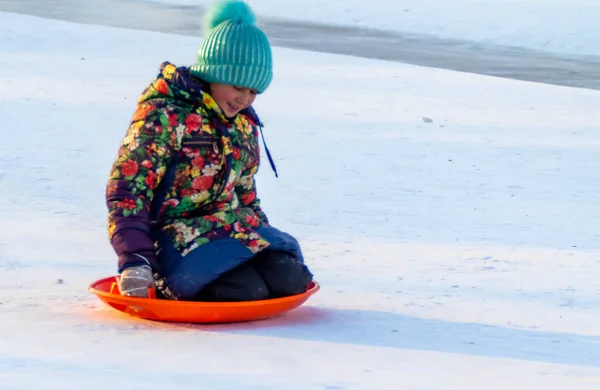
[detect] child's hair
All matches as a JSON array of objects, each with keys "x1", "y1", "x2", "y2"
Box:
[{"x1": 189, "y1": 0, "x2": 273, "y2": 94}]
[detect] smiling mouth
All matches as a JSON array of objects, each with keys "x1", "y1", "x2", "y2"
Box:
[{"x1": 228, "y1": 102, "x2": 240, "y2": 111}]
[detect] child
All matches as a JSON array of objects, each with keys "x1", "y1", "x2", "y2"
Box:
[{"x1": 105, "y1": 0, "x2": 313, "y2": 301}]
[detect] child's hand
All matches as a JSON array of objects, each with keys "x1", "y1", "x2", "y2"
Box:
[{"x1": 118, "y1": 265, "x2": 154, "y2": 298}]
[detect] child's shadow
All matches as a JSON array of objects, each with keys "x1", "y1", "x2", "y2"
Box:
[{"x1": 190, "y1": 305, "x2": 600, "y2": 368}]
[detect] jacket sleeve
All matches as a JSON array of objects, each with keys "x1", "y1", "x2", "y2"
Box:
[{"x1": 106, "y1": 105, "x2": 182, "y2": 272}]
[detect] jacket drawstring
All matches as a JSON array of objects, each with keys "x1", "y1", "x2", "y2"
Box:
[{"x1": 258, "y1": 122, "x2": 278, "y2": 178}]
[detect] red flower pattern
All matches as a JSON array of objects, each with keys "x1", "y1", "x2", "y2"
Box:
[
  {"x1": 180, "y1": 188, "x2": 197, "y2": 198},
  {"x1": 185, "y1": 114, "x2": 202, "y2": 133},
  {"x1": 191, "y1": 156, "x2": 204, "y2": 168},
  {"x1": 117, "y1": 199, "x2": 137, "y2": 210},
  {"x1": 120, "y1": 160, "x2": 138, "y2": 177},
  {"x1": 191, "y1": 175, "x2": 214, "y2": 191},
  {"x1": 241, "y1": 191, "x2": 255, "y2": 205},
  {"x1": 145, "y1": 171, "x2": 157, "y2": 189}
]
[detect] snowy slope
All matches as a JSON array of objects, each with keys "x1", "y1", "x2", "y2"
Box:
[
  {"x1": 2, "y1": 10, "x2": 600, "y2": 390},
  {"x1": 140, "y1": 0, "x2": 600, "y2": 57}
]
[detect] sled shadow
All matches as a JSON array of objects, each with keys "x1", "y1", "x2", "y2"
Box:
[{"x1": 193, "y1": 305, "x2": 600, "y2": 368}]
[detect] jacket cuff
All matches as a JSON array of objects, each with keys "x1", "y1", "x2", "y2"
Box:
[{"x1": 118, "y1": 252, "x2": 157, "y2": 273}]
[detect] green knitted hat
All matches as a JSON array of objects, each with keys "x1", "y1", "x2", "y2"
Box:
[{"x1": 189, "y1": 0, "x2": 273, "y2": 93}]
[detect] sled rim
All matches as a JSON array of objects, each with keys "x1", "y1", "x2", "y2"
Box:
[{"x1": 89, "y1": 276, "x2": 320, "y2": 307}]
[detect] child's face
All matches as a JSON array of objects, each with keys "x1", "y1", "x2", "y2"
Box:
[{"x1": 209, "y1": 83, "x2": 258, "y2": 118}]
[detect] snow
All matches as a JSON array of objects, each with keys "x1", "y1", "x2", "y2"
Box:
[
  {"x1": 139, "y1": 0, "x2": 600, "y2": 58},
  {"x1": 2, "y1": 7, "x2": 600, "y2": 390}
]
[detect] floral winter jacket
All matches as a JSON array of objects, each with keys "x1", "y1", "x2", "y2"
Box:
[{"x1": 106, "y1": 62, "x2": 272, "y2": 272}]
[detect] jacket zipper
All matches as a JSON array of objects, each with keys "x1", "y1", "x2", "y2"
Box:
[{"x1": 182, "y1": 140, "x2": 213, "y2": 147}]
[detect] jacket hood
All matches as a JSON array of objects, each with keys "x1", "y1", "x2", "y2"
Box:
[{"x1": 139, "y1": 62, "x2": 260, "y2": 124}]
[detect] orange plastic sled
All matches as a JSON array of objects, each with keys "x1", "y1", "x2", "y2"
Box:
[{"x1": 89, "y1": 276, "x2": 319, "y2": 324}]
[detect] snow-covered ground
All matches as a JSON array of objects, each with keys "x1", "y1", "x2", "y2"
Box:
[
  {"x1": 2, "y1": 8, "x2": 600, "y2": 390},
  {"x1": 139, "y1": 0, "x2": 600, "y2": 58}
]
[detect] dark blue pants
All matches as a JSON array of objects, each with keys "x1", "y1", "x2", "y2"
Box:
[{"x1": 154, "y1": 225, "x2": 312, "y2": 301}]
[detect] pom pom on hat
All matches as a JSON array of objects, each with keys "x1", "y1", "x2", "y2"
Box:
[{"x1": 203, "y1": 0, "x2": 257, "y2": 36}]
